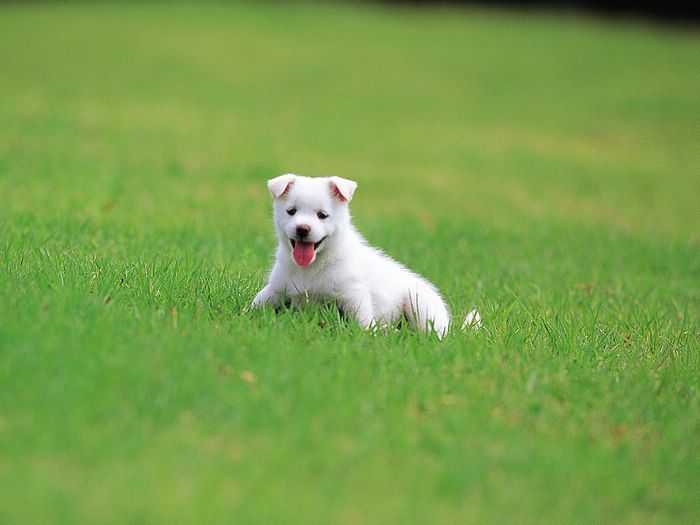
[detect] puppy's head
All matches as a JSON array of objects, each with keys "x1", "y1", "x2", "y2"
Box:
[{"x1": 267, "y1": 174, "x2": 357, "y2": 266}]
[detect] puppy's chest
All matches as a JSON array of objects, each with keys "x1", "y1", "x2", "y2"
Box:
[{"x1": 285, "y1": 267, "x2": 341, "y2": 299}]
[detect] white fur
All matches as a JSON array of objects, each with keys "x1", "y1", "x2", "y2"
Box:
[
  {"x1": 462, "y1": 308, "x2": 482, "y2": 331},
  {"x1": 251, "y1": 174, "x2": 451, "y2": 338}
]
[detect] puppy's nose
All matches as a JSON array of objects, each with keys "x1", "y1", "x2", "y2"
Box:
[{"x1": 296, "y1": 225, "x2": 311, "y2": 238}]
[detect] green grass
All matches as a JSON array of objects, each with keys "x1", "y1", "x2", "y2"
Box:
[{"x1": 1, "y1": 2, "x2": 699, "y2": 523}]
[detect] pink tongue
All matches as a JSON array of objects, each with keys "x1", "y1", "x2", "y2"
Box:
[{"x1": 293, "y1": 241, "x2": 315, "y2": 266}]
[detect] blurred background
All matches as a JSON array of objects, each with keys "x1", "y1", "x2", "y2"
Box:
[{"x1": 1, "y1": 1, "x2": 698, "y2": 243}]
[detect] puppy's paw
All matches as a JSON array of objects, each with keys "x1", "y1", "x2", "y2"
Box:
[{"x1": 251, "y1": 285, "x2": 281, "y2": 309}]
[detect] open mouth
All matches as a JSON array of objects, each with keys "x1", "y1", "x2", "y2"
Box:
[
  {"x1": 290, "y1": 238, "x2": 325, "y2": 250},
  {"x1": 290, "y1": 237, "x2": 326, "y2": 266}
]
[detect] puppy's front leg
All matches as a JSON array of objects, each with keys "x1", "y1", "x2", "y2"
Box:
[
  {"x1": 251, "y1": 284, "x2": 281, "y2": 308},
  {"x1": 340, "y1": 288, "x2": 376, "y2": 330}
]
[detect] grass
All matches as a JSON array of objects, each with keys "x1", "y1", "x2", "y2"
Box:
[{"x1": 1, "y1": 2, "x2": 699, "y2": 523}]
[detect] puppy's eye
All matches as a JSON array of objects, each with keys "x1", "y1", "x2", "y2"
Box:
[
  {"x1": 317, "y1": 211, "x2": 329, "y2": 220},
  {"x1": 287, "y1": 208, "x2": 297, "y2": 216}
]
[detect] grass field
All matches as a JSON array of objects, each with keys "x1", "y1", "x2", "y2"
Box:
[{"x1": 1, "y1": 2, "x2": 699, "y2": 523}]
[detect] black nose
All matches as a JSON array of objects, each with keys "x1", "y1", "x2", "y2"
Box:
[{"x1": 296, "y1": 225, "x2": 311, "y2": 238}]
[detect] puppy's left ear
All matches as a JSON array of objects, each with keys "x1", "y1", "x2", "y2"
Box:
[
  {"x1": 329, "y1": 176, "x2": 357, "y2": 202},
  {"x1": 267, "y1": 174, "x2": 296, "y2": 199}
]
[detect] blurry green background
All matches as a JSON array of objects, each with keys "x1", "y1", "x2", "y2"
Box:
[{"x1": 0, "y1": 2, "x2": 698, "y2": 523}]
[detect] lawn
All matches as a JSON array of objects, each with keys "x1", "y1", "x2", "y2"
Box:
[{"x1": 1, "y1": 2, "x2": 699, "y2": 523}]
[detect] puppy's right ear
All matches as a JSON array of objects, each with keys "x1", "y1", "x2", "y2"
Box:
[{"x1": 267, "y1": 174, "x2": 296, "y2": 199}]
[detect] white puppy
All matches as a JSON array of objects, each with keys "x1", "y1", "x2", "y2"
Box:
[{"x1": 251, "y1": 174, "x2": 451, "y2": 338}]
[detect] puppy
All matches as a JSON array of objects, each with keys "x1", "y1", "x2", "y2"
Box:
[{"x1": 251, "y1": 174, "x2": 451, "y2": 338}]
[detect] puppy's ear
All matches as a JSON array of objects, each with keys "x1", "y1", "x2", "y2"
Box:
[
  {"x1": 329, "y1": 176, "x2": 357, "y2": 202},
  {"x1": 267, "y1": 174, "x2": 296, "y2": 199}
]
